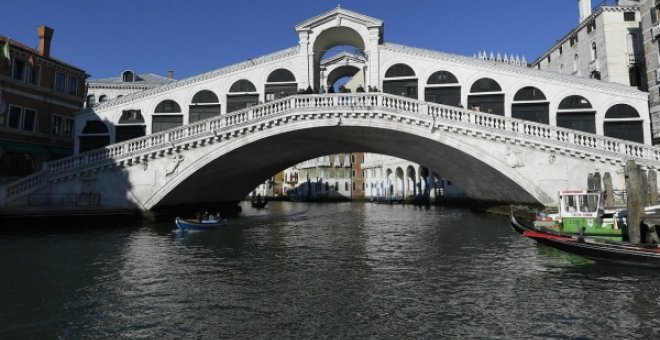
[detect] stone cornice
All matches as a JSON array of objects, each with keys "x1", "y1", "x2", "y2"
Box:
[
  {"x1": 381, "y1": 42, "x2": 646, "y2": 97},
  {"x1": 295, "y1": 6, "x2": 383, "y2": 31},
  {"x1": 92, "y1": 46, "x2": 300, "y2": 112}
]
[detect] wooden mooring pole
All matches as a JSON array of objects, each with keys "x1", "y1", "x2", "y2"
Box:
[{"x1": 625, "y1": 160, "x2": 644, "y2": 244}]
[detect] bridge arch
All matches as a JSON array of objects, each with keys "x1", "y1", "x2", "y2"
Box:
[{"x1": 142, "y1": 113, "x2": 546, "y2": 209}]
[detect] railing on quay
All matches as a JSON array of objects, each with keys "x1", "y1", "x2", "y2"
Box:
[{"x1": 3, "y1": 92, "x2": 660, "y2": 202}]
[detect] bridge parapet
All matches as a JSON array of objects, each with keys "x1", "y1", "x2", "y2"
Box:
[{"x1": 3, "y1": 92, "x2": 660, "y2": 204}]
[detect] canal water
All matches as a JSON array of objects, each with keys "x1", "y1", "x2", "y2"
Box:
[{"x1": 1, "y1": 202, "x2": 659, "y2": 338}]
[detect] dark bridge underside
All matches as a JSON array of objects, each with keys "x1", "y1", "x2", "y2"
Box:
[{"x1": 154, "y1": 126, "x2": 537, "y2": 208}]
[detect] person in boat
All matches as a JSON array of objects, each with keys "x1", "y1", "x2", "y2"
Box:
[{"x1": 203, "y1": 211, "x2": 209, "y2": 221}]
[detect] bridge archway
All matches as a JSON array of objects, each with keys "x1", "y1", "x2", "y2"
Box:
[
  {"x1": 145, "y1": 118, "x2": 544, "y2": 210},
  {"x1": 312, "y1": 26, "x2": 366, "y2": 91}
]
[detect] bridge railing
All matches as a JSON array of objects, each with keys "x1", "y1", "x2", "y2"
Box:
[{"x1": 3, "y1": 92, "x2": 660, "y2": 203}]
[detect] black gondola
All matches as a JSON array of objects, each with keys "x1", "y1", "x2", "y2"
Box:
[
  {"x1": 251, "y1": 200, "x2": 267, "y2": 208},
  {"x1": 510, "y1": 213, "x2": 660, "y2": 268}
]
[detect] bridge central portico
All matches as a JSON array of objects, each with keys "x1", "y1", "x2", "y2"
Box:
[
  {"x1": 2, "y1": 7, "x2": 659, "y2": 210},
  {"x1": 3, "y1": 92, "x2": 660, "y2": 209}
]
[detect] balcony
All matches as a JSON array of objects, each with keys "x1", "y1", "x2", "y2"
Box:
[{"x1": 653, "y1": 23, "x2": 660, "y2": 40}]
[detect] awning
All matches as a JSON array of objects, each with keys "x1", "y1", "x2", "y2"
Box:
[{"x1": 0, "y1": 140, "x2": 50, "y2": 155}]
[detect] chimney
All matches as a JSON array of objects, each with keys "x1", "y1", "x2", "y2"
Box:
[
  {"x1": 167, "y1": 70, "x2": 174, "y2": 79},
  {"x1": 37, "y1": 26, "x2": 54, "y2": 58},
  {"x1": 578, "y1": 0, "x2": 592, "y2": 23}
]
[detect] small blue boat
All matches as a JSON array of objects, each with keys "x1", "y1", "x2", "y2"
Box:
[{"x1": 175, "y1": 217, "x2": 226, "y2": 231}]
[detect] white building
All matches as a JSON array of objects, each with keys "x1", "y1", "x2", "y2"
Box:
[
  {"x1": 286, "y1": 154, "x2": 353, "y2": 201},
  {"x1": 361, "y1": 154, "x2": 465, "y2": 203},
  {"x1": 86, "y1": 70, "x2": 176, "y2": 108},
  {"x1": 532, "y1": 0, "x2": 645, "y2": 90}
]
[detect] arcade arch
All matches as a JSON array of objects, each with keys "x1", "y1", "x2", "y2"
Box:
[
  {"x1": 511, "y1": 86, "x2": 549, "y2": 124},
  {"x1": 425, "y1": 71, "x2": 460, "y2": 107},
  {"x1": 227, "y1": 79, "x2": 259, "y2": 113},
  {"x1": 152, "y1": 99, "x2": 183, "y2": 134},
  {"x1": 189, "y1": 90, "x2": 221, "y2": 123},
  {"x1": 603, "y1": 104, "x2": 643, "y2": 143},
  {"x1": 383, "y1": 63, "x2": 418, "y2": 99},
  {"x1": 468, "y1": 78, "x2": 504, "y2": 115},
  {"x1": 557, "y1": 95, "x2": 595, "y2": 133},
  {"x1": 265, "y1": 69, "x2": 297, "y2": 101},
  {"x1": 79, "y1": 120, "x2": 110, "y2": 153}
]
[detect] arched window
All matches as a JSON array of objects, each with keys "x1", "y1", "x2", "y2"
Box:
[
  {"x1": 153, "y1": 100, "x2": 183, "y2": 133},
  {"x1": 573, "y1": 54, "x2": 580, "y2": 75},
  {"x1": 267, "y1": 69, "x2": 296, "y2": 83},
  {"x1": 190, "y1": 90, "x2": 221, "y2": 123},
  {"x1": 122, "y1": 70, "x2": 135, "y2": 83},
  {"x1": 81, "y1": 120, "x2": 109, "y2": 134},
  {"x1": 557, "y1": 95, "x2": 595, "y2": 133},
  {"x1": 86, "y1": 94, "x2": 96, "y2": 108},
  {"x1": 79, "y1": 120, "x2": 110, "y2": 153},
  {"x1": 116, "y1": 110, "x2": 146, "y2": 143},
  {"x1": 383, "y1": 63, "x2": 417, "y2": 99},
  {"x1": 154, "y1": 100, "x2": 182, "y2": 113},
  {"x1": 385, "y1": 63, "x2": 415, "y2": 78},
  {"x1": 229, "y1": 79, "x2": 257, "y2": 93},
  {"x1": 425, "y1": 71, "x2": 461, "y2": 107},
  {"x1": 604, "y1": 104, "x2": 643, "y2": 143},
  {"x1": 99, "y1": 95, "x2": 108, "y2": 103},
  {"x1": 512, "y1": 87, "x2": 549, "y2": 124},
  {"x1": 468, "y1": 78, "x2": 504, "y2": 115},
  {"x1": 265, "y1": 69, "x2": 297, "y2": 102},
  {"x1": 227, "y1": 79, "x2": 258, "y2": 113},
  {"x1": 192, "y1": 90, "x2": 219, "y2": 104}
]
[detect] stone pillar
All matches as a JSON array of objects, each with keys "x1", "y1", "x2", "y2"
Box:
[
  {"x1": 625, "y1": 160, "x2": 644, "y2": 243},
  {"x1": 649, "y1": 170, "x2": 658, "y2": 206},
  {"x1": 593, "y1": 172, "x2": 601, "y2": 192},
  {"x1": 603, "y1": 172, "x2": 614, "y2": 209}
]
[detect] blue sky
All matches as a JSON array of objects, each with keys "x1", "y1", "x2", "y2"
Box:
[{"x1": 1, "y1": 0, "x2": 589, "y2": 80}]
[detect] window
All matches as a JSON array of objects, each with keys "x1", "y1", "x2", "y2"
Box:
[
  {"x1": 345, "y1": 182, "x2": 349, "y2": 191},
  {"x1": 122, "y1": 70, "x2": 135, "y2": 82},
  {"x1": 99, "y1": 95, "x2": 108, "y2": 102},
  {"x1": 624, "y1": 12, "x2": 636, "y2": 22},
  {"x1": 547, "y1": 55, "x2": 551, "y2": 63},
  {"x1": 67, "y1": 76, "x2": 78, "y2": 96},
  {"x1": 51, "y1": 115, "x2": 63, "y2": 135},
  {"x1": 573, "y1": 54, "x2": 580, "y2": 74},
  {"x1": 591, "y1": 42, "x2": 597, "y2": 61},
  {"x1": 570, "y1": 35, "x2": 578, "y2": 47},
  {"x1": 352, "y1": 182, "x2": 356, "y2": 191},
  {"x1": 7, "y1": 105, "x2": 21, "y2": 129},
  {"x1": 22, "y1": 109, "x2": 37, "y2": 132},
  {"x1": 559, "y1": 46, "x2": 563, "y2": 55},
  {"x1": 86, "y1": 95, "x2": 96, "y2": 107},
  {"x1": 55, "y1": 72, "x2": 66, "y2": 92},
  {"x1": 12, "y1": 59, "x2": 25, "y2": 81},
  {"x1": 587, "y1": 20, "x2": 596, "y2": 33}
]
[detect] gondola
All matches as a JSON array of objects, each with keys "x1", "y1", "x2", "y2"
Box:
[
  {"x1": 251, "y1": 200, "x2": 267, "y2": 208},
  {"x1": 510, "y1": 213, "x2": 660, "y2": 268},
  {"x1": 175, "y1": 217, "x2": 226, "y2": 231}
]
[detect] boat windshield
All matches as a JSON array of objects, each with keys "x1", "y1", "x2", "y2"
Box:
[{"x1": 562, "y1": 193, "x2": 599, "y2": 214}]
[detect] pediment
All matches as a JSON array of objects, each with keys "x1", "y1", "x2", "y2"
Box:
[{"x1": 295, "y1": 7, "x2": 383, "y2": 31}]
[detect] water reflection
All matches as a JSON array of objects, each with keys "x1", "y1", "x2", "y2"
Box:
[{"x1": 1, "y1": 201, "x2": 660, "y2": 338}]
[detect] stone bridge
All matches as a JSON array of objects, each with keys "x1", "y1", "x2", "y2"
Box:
[{"x1": 3, "y1": 92, "x2": 660, "y2": 210}]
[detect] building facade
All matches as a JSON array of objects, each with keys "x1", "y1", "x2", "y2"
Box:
[
  {"x1": 533, "y1": 0, "x2": 645, "y2": 93},
  {"x1": 641, "y1": 0, "x2": 660, "y2": 143},
  {"x1": 0, "y1": 27, "x2": 86, "y2": 184}
]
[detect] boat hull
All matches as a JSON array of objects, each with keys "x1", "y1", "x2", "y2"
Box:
[
  {"x1": 511, "y1": 214, "x2": 660, "y2": 268},
  {"x1": 175, "y1": 217, "x2": 225, "y2": 231}
]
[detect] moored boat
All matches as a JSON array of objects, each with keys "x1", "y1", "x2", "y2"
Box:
[
  {"x1": 175, "y1": 216, "x2": 226, "y2": 231},
  {"x1": 511, "y1": 213, "x2": 660, "y2": 268},
  {"x1": 251, "y1": 200, "x2": 267, "y2": 208},
  {"x1": 534, "y1": 190, "x2": 625, "y2": 241}
]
